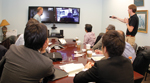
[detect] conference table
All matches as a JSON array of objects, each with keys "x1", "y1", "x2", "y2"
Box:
[{"x1": 48, "y1": 38, "x2": 144, "y2": 83}]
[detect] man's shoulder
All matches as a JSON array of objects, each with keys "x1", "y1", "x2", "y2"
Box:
[
  {"x1": 96, "y1": 56, "x2": 130, "y2": 65},
  {"x1": 33, "y1": 14, "x2": 39, "y2": 18},
  {"x1": 132, "y1": 14, "x2": 139, "y2": 20}
]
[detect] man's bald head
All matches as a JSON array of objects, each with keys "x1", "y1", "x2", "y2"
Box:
[{"x1": 117, "y1": 30, "x2": 125, "y2": 40}]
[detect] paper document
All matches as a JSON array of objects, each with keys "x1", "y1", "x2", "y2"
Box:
[
  {"x1": 91, "y1": 56, "x2": 105, "y2": 61},
  {"x1": 74, "y1": 53, "x2": 84, "y2": 57},
  {"x1": 91, "y1": 52, "x2": 105, "y2": 61},
  {"x1": 59, "y1": 63, "x2": 84, "y2": 77},
  {"x1": 92, "y1": 53, "x2": 104, "y2": 56}
]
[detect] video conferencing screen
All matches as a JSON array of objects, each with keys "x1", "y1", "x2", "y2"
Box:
[
  {"x1": 28, "y1": 7, "x2": 55, "y2": 23},
  {"x1": 28, "y1": 6, "x2": 80, "y2": 24},
  {"x1": 55, "y1": 7, "x2": 80, "y2": 23}
]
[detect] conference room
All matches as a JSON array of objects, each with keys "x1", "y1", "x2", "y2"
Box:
[{"x1": 0, "y1": 0, "x2": 150, "y2": 83}]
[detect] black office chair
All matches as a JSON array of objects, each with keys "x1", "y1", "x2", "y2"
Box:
[
  {"x1": 94, "y1": 32, "x2": 105, "y2": 45},
  {"x1": 133, "y1": 46, "x2": 150, "y2": 83},
  {"x1": 1, "y1": 36, "x2": 17, "y2": 49},
  {"x1": 133, "y1": 43, "x2": 138, "y2": 53},
  {"x1": 144, "y1": 64, "x2": 150, "y2": 81}
]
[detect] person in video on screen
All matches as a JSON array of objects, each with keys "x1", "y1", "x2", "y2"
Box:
[
  {"x1": 83, "y1": 24, "x2": 96, "y2": 46},
  {"x1": 0, "y1": 19, "x2": 54, "y2": 83},
  {"x1": 74, "y1": 30, "x2": 134, "y2": 83},
  {"x1": 60, "y1": 13, "x2": 75, "y2": 22},
  {"x1": 33, "y1": 7, "x2": 43, "y2": 23},
  {"x1": 111, "y1": 4, "x2": 139, "y2": 47}
]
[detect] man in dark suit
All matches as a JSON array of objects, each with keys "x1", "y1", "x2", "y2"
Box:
[
  {"x1": 0, "y1": 45, "x2": 7, "y2": 60},
  {"x1": 0, "y1": 19, "x2": 55, "y2": 83},
  {"x1": 74, "y1": 30, "x2": 134, "y2": 83}
]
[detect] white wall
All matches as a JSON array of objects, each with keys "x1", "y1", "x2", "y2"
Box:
[
  {"x1": 102, "y1": 0, "x2": 150, "y2": 46},
  {"x1": 1, "y1": 0, "x2": 102, "y2": 42}
]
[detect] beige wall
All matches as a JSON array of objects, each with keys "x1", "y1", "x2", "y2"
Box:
[
  {"x1": 1, "y1": 0, "x2": 102, "y2": 42},
  {"x1": 102, "y1": 0, "x2": 150, "y2": 46}
]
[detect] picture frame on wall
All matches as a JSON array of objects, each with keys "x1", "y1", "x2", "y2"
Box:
[
  {"x1": 134, "y1": 0, "x2": 144, "y2": 7},
  {"x1": 136, "y1": 10, "x2": 148, "y2": 33}
]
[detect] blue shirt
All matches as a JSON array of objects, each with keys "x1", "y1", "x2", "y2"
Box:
[
  {"x1": 33, "y1": 14, "x2": 41, "y2": 23},
  {"x1": 122, "y1": 42, "x2": 136, "y2": 61}
]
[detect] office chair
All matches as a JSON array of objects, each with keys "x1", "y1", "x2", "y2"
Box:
[
  {"x1": 1, "y1": 36, "x2": 17, "y2": 49},
  {"x1": 94, "y1": 32, "x2": 105, "y2": 45},
  {"x1": 133, "y1": 46, "x2": 150, "y2": 83},
  {"x1": 144, "y1": 64, "x2": 150, "y2": 81},
  {"x1": 133, "y1": 43, "x2": 138, "y2": 53}
]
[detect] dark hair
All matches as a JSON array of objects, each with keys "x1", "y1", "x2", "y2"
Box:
[
  {"x1": 24, "y1": 19, "x2": 48, "y2": 50},
  {"x1": 37, "y1": 7, "x2": 43, "y2": 13},
  {"x1": 85, "y1": 24, "x2": 92, "y2": 32},
  {"x1": 102, "y1": 30, "x2": 125, "y2": 57},
  {"x1": 128, "y1": 4, "x2": 137, "y2": 13},
  {"x1": 26, "y1": 18, "x2": 39, "y2": 27}
]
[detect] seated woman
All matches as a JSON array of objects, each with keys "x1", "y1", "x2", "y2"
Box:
[{"x1": 74, "y1": 30, "x2": 134, "y2": 83}]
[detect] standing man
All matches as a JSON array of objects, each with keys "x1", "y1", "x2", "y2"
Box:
[
  {"x1": 33, "y1": 7, "x2": 43, "y2": 23},
  {"x1": 111, "y1": 4, "x2": 139, "y2": 47}
]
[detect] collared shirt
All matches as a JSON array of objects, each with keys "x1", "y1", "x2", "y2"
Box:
[
  {"x1": 83, "y1": 32, "x2": 96, "y2": 46},
  {"x1": 33, "y1": 14, "x2": 41, "y2": 23},
  {"x1": 15, "y1": 34, "x2": 24, "y2": 46},
  {"x1": 122, "y1": 42, "x2": 136, "y2": 61}
]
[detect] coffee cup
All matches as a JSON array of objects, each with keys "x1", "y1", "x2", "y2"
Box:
[
  {"x1": 76, "y1": 41, "x2": 81, "y2": 49},
  {"x1": 87, "y1": 51, "x2": 92, "y2": 58},
  {"x1": 86, "y1": 44, "x2": 91, "y2": 50}
]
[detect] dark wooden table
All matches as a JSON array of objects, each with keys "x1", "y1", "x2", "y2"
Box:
[{"x1": 48, "y1": 38, "x2": 144, "y2": 83}]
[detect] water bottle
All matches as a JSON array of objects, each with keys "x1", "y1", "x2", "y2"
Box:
[{"x1": 128, "y1": 56, "x2": 133, "y2": 63}]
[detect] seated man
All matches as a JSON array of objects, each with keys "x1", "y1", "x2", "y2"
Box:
[
  {"x1": 74, "y1": 30, "x2": 134, "y2": 83},
  {"x1": 0, "y1": 45, "x2": 7, "y2": 60},
  {"x1": 92, "y1": 24, "x2": 115, "y2": 50},
  {"x1": 83, "y1": 24, "x2": 96, "y2": 46},
  {"x1": 118, "y1": 30, "x2": 136, "y2": 61},
  {"x1": 95, "y1": 30, "x2": 136, "y2": 61},
  {"x1": 0, "y1": 19, "x2": 55, "y2": 83}
]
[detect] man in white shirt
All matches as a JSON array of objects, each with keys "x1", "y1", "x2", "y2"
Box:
[
  {"x1": 15, "y1": 18, "x2": 39, "y2": 46},
  {"x1": 15, "y1": 34, "x2": 24, "y2": 46},
  {"x1": 33, "y1": 7, "x2": 43, "y2": 23}
]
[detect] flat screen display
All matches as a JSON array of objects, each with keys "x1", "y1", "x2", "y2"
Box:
[
  {"x1": 28, "y1": 7, "x2": 55, "y2": 23},
  {"x1": 55, "y1": 7, "x2": 80, "y2": 24}
]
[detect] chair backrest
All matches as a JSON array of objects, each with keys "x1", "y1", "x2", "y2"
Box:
[
  {"x1": 133, "y1": 46, "x2": 150, "y2": 76},
  {"x1": 94, "y1": 32, "x2": 105, "y2": 45},
  {"x1": 1, "y1": 36, "x2": 17, "y2": 49},
  {"x1": 133, "y1": 43, "x2": 138, "y2": 52}
]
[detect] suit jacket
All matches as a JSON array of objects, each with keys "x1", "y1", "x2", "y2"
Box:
[
  {"x1": 0, "y1": 45, "x2": 7, "y2": 60},
  {"x1": 0, "y1": 45, "x2": 54, "y2": 83},
  {"x1": 92, "y1": 37, "x2": 102, "y2": 50},
  {"x1": 74, "y1": 56, "x2": 134, "y2": 83}
]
